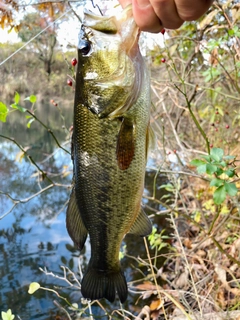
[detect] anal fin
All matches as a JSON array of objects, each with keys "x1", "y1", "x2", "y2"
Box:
[
  {"x1": 129, "y1": 207, "x2": 152, "y2": 237},
  {"x1": 66, "y1": 188, "x2": 88, "y2": 250},
  {"x1": 146, "y1": 122, "x2": 157, "y2": 159}
]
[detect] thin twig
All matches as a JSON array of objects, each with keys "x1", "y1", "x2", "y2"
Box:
[
  {"x1": 170, "y1": 213, "x2": 203, "y2": 316},
  {"x1": 26, "y1": 110, "x2": 70, "y2": 155},
  {"x1": 0, "y1": 134, "x2": 54, "y2": 183}
]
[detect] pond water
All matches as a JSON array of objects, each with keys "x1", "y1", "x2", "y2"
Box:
[{"x1": 0, "y1": 103, "x2": 169, "y2": 319}]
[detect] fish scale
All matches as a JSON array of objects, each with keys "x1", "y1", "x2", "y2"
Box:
[{"x1": 66, "y1": 5, "x2": 153, "y2": 303}]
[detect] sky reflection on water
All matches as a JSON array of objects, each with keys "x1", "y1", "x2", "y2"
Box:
[{"x1": 0, "y1": 139, "x2": 77, "y2": 319}]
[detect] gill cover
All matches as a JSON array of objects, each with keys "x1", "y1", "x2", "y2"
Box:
[{"x1": 77, "y1": 5, "x2": 141, "y2": 119}]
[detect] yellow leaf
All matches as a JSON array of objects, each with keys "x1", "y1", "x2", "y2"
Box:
[
  {"x1": 48, "y1": 3, "x2": 54, "y2": 18},
  {"x1": 57, "y1": 3, "x2": 65, "y2": 12},
  {"x1": 231, "y1": 8, "x2": 240, "y2": 23},
  {"x1": 169, "y1": 44, "x2": 178, "y2": 56},
  {"x1": 199, "y1": 9, "x2": 218, "y2": 30},
  {"x1": 30, "y1": 172, "x2": 39, "y2": 178},
  {"x1": 222, "y1": 0, "x2": 234, "y2": 10},
  {"x1": 28, "y1": 282, "x2": 40, "y2": 294},
  {"x1": 150, "y1": 299, "x2": 163, "y2": 311},
  {"x1": 194, "y1": 211, "x2": 201, "y2": 223},
  {"x1": 15, "y1": 151, "x2": 25, "y2": 163},
  {"x1": 62, "y1": 171, "x2": 71, "y2": 178}
]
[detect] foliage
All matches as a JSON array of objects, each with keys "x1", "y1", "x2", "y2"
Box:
[
  {"x1": 0, "y1": 0, "x2": 67, "y2": 30},
  {"x1": 8, "y1": 92, "x2": 37, "y2": 127},
  {"x1": 28, "y1": 282, "x2": 40, "y2": 294},
  {"x1": 148, "y1": 226, "x2": 171, "y2": 251},
  {"x1": 0, "y1": 42, "x2": 75, "y2": 103},
  {"x1": 18, "y1": 12, "x2": 57, "y2": 75},
  {"x1": 191, "y1": 148, "x2": 238, "y2": 204},
  {"x1": 1, "y1": 310, "x2": 15, "y2": 320},
  {"x1": 0, "y1": 0, "x2": 19, "y2": 30},
  {"x1": 0, "y1": 101, "x2": 8, "y2": 122}
]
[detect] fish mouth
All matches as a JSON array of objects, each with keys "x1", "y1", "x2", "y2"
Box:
[
  {"x1": 78, "y1": 5, "x2": 144, "y2": 118},
  {"x1": 82, "y1": 4, "x2": 139, "y2": 56},
  {"x1": 79, "y1": 4, "x2": 140, "y2": 85}
]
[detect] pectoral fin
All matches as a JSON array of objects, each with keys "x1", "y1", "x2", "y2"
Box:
[
  {"x1": 116, "y1": 118, "x2": 135, "y2": 170},
  {"x1": 129, "y1": 207, "x2": 152, "y2": 236},
  {"x1": 66, "y1": 189, "x2": 88, "y2": 250}
]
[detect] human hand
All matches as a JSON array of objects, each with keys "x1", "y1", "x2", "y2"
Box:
[{"x1": 119, "y1": 0, "x2": 214, "y2": 33}]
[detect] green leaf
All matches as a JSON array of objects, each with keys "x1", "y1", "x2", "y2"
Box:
[
  {"x1": 216, "y1": 167, "x2": 224, "y2": 176},
  {"x1": 14, "y1": 92, "x2": 20, "y2": 104},
  {"x1": 201, "y1": 155, "x2": 211, "y2": 162},
  {"x1": 224, "y1": 155, "x2": 235, "y2": 161},
  {"x1": 219, "y1": 161, "x2": 227, "y2": 167},
  {"x1": 27, "y1": 118, "x2": 35, "y2": 128},
  {"x1": 69, "y1": 303, "x2": 79, "y2": 311},
  {"x1": 190, "y1": 159, "x2": 206, "y2": 167},
  {"x1": 210, "y1": 113, "x2": 215, "y2": 124},
  {"x1": 224, "y1": 182, "x2": 238, "y2": 197},
  {"x1": 213, "y1": 185, "x2": 226, "y2": 205},
  {"x1": 225, "y1": 169, "x2": 235, "y2": 178},
  {"x1": 10, "y1": 103, "x2": 27, "y2": 113},
  {"x1": 28, "y1": 282, "x2": 40, "y2": 294},
  {"x1": 1, "y1": 309, "x2": 15, "y2": 320},
  {"x1": 210, "y1": 178, "x2": 223, "y2": 187},
  {"x1": 69, "y1": 258, "x2": 74, "y2": 269},
  {"x1": 206, "y1": 163, "x2": 217, "y2": 175},
  {"x1": 210, "y1": 148, "x2": 224, "y2": 162},
  {"x1": 0, "y1": 101, "x2": 8, "y2": 122},
  {"x1": 160, "y1": 194, "x2": 171, "y2": 200},
  {"x1": 197, "y1": 164, "x2": 207, "y2": 174},
  {"x1": 61, "y1": 256, "x2": 67, "y2": 265},
  {"x1": 159, "y1": 183, "x2": 174, "y2": 192},
  {"x1": 24, "y1": 95, "x2": 37, "y2": 103},
  {"x1": 218, "y1": 108, "x2": 224, "y2": 116}
]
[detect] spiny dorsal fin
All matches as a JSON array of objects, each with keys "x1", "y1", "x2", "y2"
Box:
[
  {"x1": 129, "y1": 207, "x2": 152, "y2": 236},
  {"x1": 116, "y1": 118, "x2": 135, "y2": 170},
  {"x1": 66, "y1": 189, "x2": 88, "y2": 250}
]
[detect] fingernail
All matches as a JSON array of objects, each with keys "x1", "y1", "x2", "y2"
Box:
[{"x1": 135, "y1": 0, "x2": 150, "y2": 9}]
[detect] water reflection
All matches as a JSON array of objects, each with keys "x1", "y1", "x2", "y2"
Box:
[{"x1": 0, "y1": 107, "x2": 170, "y2": 319}]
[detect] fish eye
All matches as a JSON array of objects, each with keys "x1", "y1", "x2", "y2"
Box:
[{"x1": 79, "y1": 40, "x2": 91, "y2": 56}]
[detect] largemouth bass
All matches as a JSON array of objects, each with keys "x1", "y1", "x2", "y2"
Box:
[{"x1": 66, "y1": 5, "x2": 153, "y2": 303}]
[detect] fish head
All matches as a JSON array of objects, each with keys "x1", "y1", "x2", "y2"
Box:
[{"x1": 76, "y1": 6, "x2": 142, "y2": 117}]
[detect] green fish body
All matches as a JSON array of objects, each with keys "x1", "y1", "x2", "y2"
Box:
[{"x1": 66, "y1": 6, "x2": 152, "y2": 303}]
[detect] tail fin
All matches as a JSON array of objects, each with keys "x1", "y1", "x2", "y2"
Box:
[{"x1": 81, "y1": 268, "x2": 128, "y2": 303}]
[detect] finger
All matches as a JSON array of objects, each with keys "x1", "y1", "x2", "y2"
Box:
[
  {"x1": 149, "y1": 0, "x2": 184, "y2": 29},
  {"x1": 119, "y1": 0, "x2": 132, "y2": 8},
  {"x1": 132, "y1": 0, "x2": 163, "y2": 33},
  {"x1": 175, "y1": 0, "x2": 214, "y2": 21}
]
